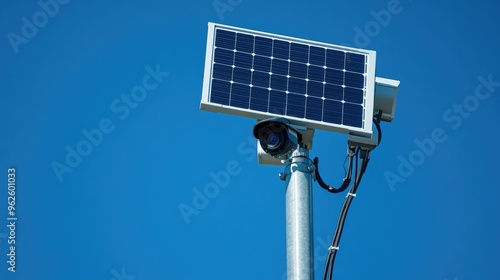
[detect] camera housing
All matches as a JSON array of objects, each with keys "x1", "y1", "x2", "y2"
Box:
[
  {"x1": 253, "y1": 118, "x2": 315, "y2": 165},
  {"x1": 253, "y1": 118, "x2": 302, "y2": 158}
]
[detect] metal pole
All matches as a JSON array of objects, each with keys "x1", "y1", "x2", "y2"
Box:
[{"x1": 282, "y1": 146, "x2": 314, "y2": 280}]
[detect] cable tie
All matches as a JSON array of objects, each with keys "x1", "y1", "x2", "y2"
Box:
[
  {"x1": 328, "y1": 246, "x2": 339, "y2": 252},
  {"x1": 346, "y1": 193, "x2": 356, "y2": 198}
]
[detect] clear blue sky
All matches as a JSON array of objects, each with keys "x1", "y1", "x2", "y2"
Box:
[{"x1": 1, "y1": 0, "x2": 499, "y2": 279}]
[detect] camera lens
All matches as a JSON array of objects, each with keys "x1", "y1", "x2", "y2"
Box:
[
  {"x1": 267, "y1": 133, "x2": 281, "y2": 149},
  {"x1": 253, "y1": 118, "x2": 301, "y2": 157}
]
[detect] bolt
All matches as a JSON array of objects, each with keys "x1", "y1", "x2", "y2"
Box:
[{"x1": 307, "y1": 164, "x2": 316, "y2": 173}]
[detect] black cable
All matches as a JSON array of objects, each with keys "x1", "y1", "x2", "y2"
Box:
[
  {"x1": 322, "y1": 149, "x2": 361, "y2": 280},
  {"x1": 315, "y1": 115, "x2": 380, "y2": 195},
  {"x1": 313, "y1": 146, "x2": 356, "y2": 193},
  {"x1": 320, "y1": 113, "x2": 381, "y2": 279},
  {"x1": 322, "y1": 148, "x2": 370, "y2": 280},
  {"x1": 373, "y1": 116, "x2": 382, "y2": 146}
]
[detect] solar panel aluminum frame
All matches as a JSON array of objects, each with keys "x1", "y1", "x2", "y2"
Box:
[{"x1": 201, "y1": 22, "x2": 377, "y2": 137}]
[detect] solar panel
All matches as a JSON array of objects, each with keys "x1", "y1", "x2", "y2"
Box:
[{"x1": 201, "y1": 22, "x2": 376, "y2": 137}]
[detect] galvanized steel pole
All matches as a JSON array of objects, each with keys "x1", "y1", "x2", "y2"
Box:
[{"x1": 283, "y1": 146, "x2": 314, "y2": 280}]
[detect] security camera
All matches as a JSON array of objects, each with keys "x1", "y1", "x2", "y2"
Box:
[{"x1": 253, "y1": 117, "x2": 302, "y2": 158}]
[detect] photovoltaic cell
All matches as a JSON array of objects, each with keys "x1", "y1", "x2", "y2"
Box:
[{"x1": 204, "y1": 23, "x2": 375, "y2": 133}]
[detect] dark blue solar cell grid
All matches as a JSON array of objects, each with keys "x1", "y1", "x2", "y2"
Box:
[
  {"x1": 249, "y1": 87, "x2": 269, "y2": 112},
  {"x1": 287, "y1": 93, "x2": 306, "y2": 118},
  {"x1": 273, "y1": 40, "x2": 290, "y2": 60},
  {"x1": 308, "y1": 65, "x2": 325, "y2": 82},
  {"x1": 345, "y1": 53, "x2": 365, "y2": 73},
  {"x1": 309, "y1": 46, "x2": 325, "y2": 66},
  {"x1": 254, "y1": 36, "x2": 272, "y2": 56},
  {"x1": 324, "y1": 84, "x2": 343, "y2": 101},
  {"x1": 253, "y1": 56, "x2": 271, "y2": 72},
  {"x1": 230, "y1": 83, "x2": 250, "y2": 109},
  {"x1": 289, "y1": 62, "x2": 307, "y2": 79},
  {"x1": 272, "y1": 59, "x2": 289, "y2": 76},
  {"x1": 212, "y1": 64, "x2": 232, "y2": 81},
  {"x1": 306, "y1": 97, "x2": 323, "y2": 121},
  {"x1": 269, "y1": 90, "x2": 286, "y2": 115},
  {"x1": 210, "y1": 27, "x2": 368, "y2": 128},
  {"x1": 271, "y1": 74, "x2": 288, "y2": 91},
  {"x1": 325, "y1": 68, "x2": 344, "y2": 85},
  {"x1": 214, "y1": 30, "x2": 235, "y2": 49},
  {"x1": 307, "y1": 81, "x2": 323, "y2": 97},
  {"x1": 252, "y1": 71, "x2": 269, "y2": 88},
  {"x1": 288, "y1": 78, "x2": 306, "y2": 94},
  {"x1": 236, "y1": 33, "x2": 254, "y2": 53},
  {"x1": 234, "y1": 52, "x2": 252, "y2": 68},
  {"x1": 232, "y1": 67, "x2": 251, "y2": 84},
  {"x1": 326, "y1": 49, "x2": 345, "y2": 70},
  {"x1": 214, "y1": 48, "x2": 234, "y2": 65},
  {"x1": 290, "y1": 43, "x2": 309, "y2": 63}
]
